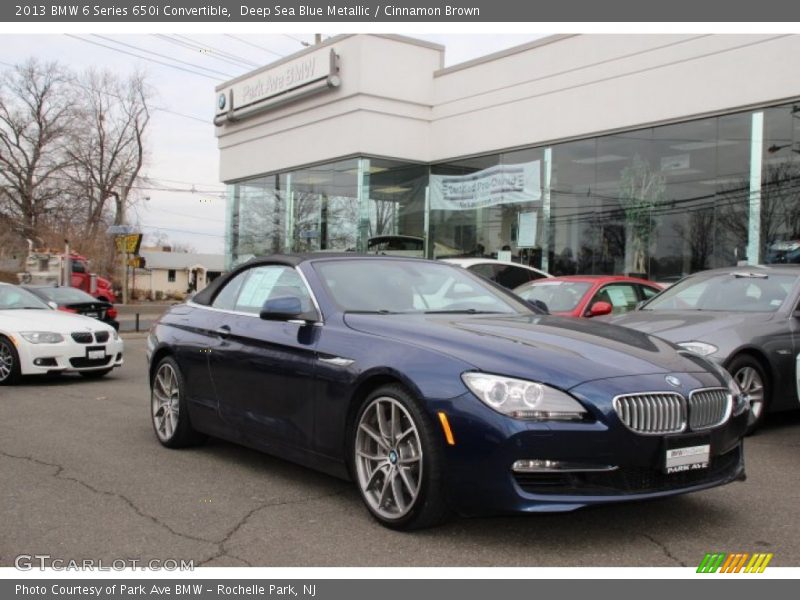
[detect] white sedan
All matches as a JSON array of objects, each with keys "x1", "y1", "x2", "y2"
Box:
[
  {"x1": 0, "y1": 283, "x2": 124, "y2": 385},
  {"x1": 441, "y1": 258, "x2": 551, "y2": 289}
]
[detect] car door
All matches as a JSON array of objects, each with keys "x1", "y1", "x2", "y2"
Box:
[{"x1": 209, "y1": 264, "x2": 320, "y2": 452}]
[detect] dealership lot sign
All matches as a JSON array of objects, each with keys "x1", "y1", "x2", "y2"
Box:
[{"x1": 430, "y1": 161, "x2": 541, "y2": 210}]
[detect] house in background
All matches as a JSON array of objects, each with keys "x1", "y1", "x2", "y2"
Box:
[{"x1": 134, "y1": 250, "x2": 225, "y2": 300}]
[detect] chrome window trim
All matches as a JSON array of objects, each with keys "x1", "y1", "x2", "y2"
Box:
[{"x1": 187, "y1": 263, "x2": 324, "y2": 325}]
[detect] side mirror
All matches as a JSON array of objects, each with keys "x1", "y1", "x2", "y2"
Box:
[
  {"x1": 587, "y1": 301, "x2": 613, "y2": 318},
  {"x1": 260, "y1": 296, "x2": 304, "y2": 321},
  {"x1": 47, "y1": 301, "x2": 58, "y2": 310},
  {"x1": 527, "y1": 299, "x2": 549, "y2": 314}
]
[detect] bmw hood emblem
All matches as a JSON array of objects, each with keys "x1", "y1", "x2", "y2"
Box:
[{"x1": 665, "y1": 375, "x2": 682, "y2": 388}]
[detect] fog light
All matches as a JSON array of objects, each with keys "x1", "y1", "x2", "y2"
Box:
[
  {"x1": 512, "y1": 459, "x2": 618, "y2": 473},
  {"x1": 33, "y1": 358, "x2": 58, "y2": 367}
]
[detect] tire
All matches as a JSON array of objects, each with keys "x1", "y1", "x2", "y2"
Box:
[
  {"x1": 728, "y1": 355, "x2": 769, "y2": 435},
  {"x1": 352, "y1": 384, "x2": 450, "y2": 530},
  {"x1": 150, "y1": 356, "x2": 207, "y2": 448},
  {"x1": 79, "y1": 368, "x2": 113, "y2": 379},
  {"x1": 0, "y1": 336, "x2": 21, "y2": 385}
]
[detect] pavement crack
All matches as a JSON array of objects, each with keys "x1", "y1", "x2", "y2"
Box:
[
  {"x1": 3, "y1": 448, "x2": 351, "y2": 567},
  {"x1": 0, "y1": 450, "x2": 217, "y2": 548},
  {"x1": 198, "y1": 486, "x2": 351, "y2": 567},
  {"x1": 639, "y1": 532, "x2": 687, "y2": 567}
]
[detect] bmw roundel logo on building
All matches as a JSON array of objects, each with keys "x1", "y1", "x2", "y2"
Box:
[
  {"x1": 665, "y1": 375, "x2": 682, "y2": 388},
  {"x1": 217, "y1": 93, "x2": 226, "y2": 110}
]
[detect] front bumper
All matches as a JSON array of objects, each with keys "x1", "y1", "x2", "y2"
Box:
[
  {"x1": 429, "y1": 372, "x2": 748, "y2": 516},
  {"x1": 15, "y1": 336, "x2": 124, "y2": 375}
]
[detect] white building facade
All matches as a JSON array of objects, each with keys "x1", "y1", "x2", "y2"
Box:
[{"x1": 216, "y1": 34, "x2": 800, "y2": 278}]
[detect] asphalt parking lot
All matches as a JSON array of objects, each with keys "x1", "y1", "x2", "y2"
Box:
[{"x1": 1, "y1": 335, "x2": 799, "y2": 568}]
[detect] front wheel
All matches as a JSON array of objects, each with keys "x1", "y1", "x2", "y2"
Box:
[
  {"x1": 729, "y1": 355, "x2": 769, "y2": 434},
  {"x1": 0, "y1": 337, "x2": 21, "y2": 385},
  {"x1": 151, "y1": 357, "x2": 207, "y2": 448},
  {"x1": 352, "y1": 385, "x2": 450, "y2": 530}
]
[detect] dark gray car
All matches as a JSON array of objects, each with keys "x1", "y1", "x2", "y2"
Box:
[{"x1": 610, "y1": 265, "x2": 800, "y2": 431}]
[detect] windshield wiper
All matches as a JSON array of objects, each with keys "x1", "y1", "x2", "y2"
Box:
[{"x1": 346, "y1": 309, "x2": 405, "y2": 315}]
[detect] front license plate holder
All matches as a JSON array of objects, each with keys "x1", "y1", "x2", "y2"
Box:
[
  {"x1": 86, "y1": 346, "x2": 106, "y2": 361},
  {"x1": 663, "y1": 434, "x2": 711, "y2": 474}
]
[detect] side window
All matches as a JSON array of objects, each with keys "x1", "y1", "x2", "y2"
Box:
[
  {"x1": 211, "y1": 270, "x2": 249, "y2": 311},
  {"x1": 495, "y1": 265, "x2": 533, "y2": 289},
  {"x1": 640, "y1": 285, "x2": 660, "y2": 300},
  {"x1": 591, "y1": 284, "x2": 639, "y2": 315},
  {"x1": 468, "y1": 263, "x2": 498, "y2": 281},
  {"x1": 234, "y1": 265, "x2": 312, "y2": 315}
]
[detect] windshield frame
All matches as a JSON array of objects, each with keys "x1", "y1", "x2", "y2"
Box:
[
  {"x1": 0, "y1": 285, "x2": 52, "y2": 310},
  {"x1": 311, "y1": 258, "x2": 537, "y2": 316},
  {"x1": 639, "y1": 271, "x2": 799, "y2": 314}
]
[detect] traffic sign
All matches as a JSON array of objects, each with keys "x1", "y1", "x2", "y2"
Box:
[{"x1": 115, "y1": 234, "x2": 143, "y2": 254}]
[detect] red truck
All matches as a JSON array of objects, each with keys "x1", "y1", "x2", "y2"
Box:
[{"x1": 19, "y1": 250, "x2": 118, "y2": 304}]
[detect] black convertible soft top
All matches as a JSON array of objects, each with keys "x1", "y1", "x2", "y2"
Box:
[{"x1": 191, "y1": 252, "x2": 426, "y2": 305}]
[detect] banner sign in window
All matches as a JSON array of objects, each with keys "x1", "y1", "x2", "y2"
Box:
[{"x1": 430, "y1": 162, "x2": 540, "y2": 211}]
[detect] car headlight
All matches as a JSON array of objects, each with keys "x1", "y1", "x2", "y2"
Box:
[
  {"x1": 677, "y1": 341, "x2": 718, "y2": 357},
  {"x1": 461, "y1": 372, "x2": 587, "y2": 421},
  {"x1": 19, "y1": 332, "x2": 65, "y2": 344},
  {"x1": 112, "y1": 329, "x2": 119, "y2": 341}
]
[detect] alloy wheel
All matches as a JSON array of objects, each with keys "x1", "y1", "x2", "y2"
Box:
[
  {"x1": 735, "y1": 365, "x2": 765, "y2": 422},
  {"x1": 355, "y1": 396, "x2": 423, "y2": 520},
  {"x1": 152, "y1": 362, "x2": 180, "y2": 442},
  {"x1": 0, "y1": 342, "x2": 13, "y2": 381}
]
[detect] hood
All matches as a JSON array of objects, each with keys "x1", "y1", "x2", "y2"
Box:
[
  {"x1": 343, "y1": 313, "x2": 717, "y2": 390},
  {"x1": 609, "y1": 310, "x2": 773, "y2": 342},
  {"x1": 0, "y1": 309, "x2": 114, "y2": 334}
]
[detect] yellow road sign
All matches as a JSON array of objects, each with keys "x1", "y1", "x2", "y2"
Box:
[{"x1": 116, "y1": 234, "x2": 142, "y2": 254}]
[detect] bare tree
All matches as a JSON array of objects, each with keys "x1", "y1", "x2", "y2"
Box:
[
  {"x1": 65, "y1": 69, "x2": 151, "y2": 238},
  {"x1": 0, "y1": 59, "x2": 75, "y2": 241}
]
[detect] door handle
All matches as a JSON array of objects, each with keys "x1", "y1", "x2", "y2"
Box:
[{"x1": 215, "y1": 325, "x2": 231, "y2": 339}]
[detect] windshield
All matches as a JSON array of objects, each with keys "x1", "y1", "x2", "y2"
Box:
[
  {"x1": 515, "y1": 280, "x2": 592, "y2": 312},
  {"x1": 315, "y1": 259, "x2": 531, "y2": 314},
  {"x1": 37, "y1": 287, "x2": 98, "y2": 304},
  {"x1": 642, "y1": 272, "x2": 797, "y2": 312},
  {"x1": 0, "y1": 285, "x2": 50, "y2": 310}
]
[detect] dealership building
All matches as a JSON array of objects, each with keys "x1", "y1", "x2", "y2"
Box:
[{"x1": 215, "y1": 34, "x2": 800, "y2": 278}]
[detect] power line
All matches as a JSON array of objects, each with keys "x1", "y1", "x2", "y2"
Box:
[
  {"x1": 141, "y1": 225, "x2": 225, "y2": 238},
  {"x1": 152, "y1": 34, "x2": 253, "y2": 71},
  {"x1": 64, "y1": 34, "x2": 224, "y2": 82},
  {"x1": 224, "y1": 34, "x2": 284, "y2": 58},
  {"x1": 0, "y1": 58, "x2": 210, "y2": 124},
  {"x1": 171, "y1": 34, "x2": 261, "y2": 68},
  {"x1": 91, "y1": 34, "x2": 236, "y2": 79},
  {"x1": 283, "y1": 34, "x2": 311, "y2": 47}
]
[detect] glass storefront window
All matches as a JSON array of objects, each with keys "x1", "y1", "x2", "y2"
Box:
[{"x1": 226, "y1": 102, "x2": 800, "y2": 278}]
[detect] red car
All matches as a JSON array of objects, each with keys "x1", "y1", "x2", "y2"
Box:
[{"x1": 513, "y1": 275, "x2": 663, "y2": 318}]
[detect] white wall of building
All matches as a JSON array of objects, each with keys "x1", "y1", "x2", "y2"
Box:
[{"x1": 216, "y1": 33, "x2": 800, "y2": 181}]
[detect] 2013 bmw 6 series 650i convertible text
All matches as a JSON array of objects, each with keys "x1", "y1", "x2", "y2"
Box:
[{"x1": 146, "y1": 255, "x2": 749, "y2": 530}]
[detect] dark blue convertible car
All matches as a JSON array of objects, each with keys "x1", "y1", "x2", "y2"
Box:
[{"x1": 146, "y1": 255, "x2": 749, "y2": 529}]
